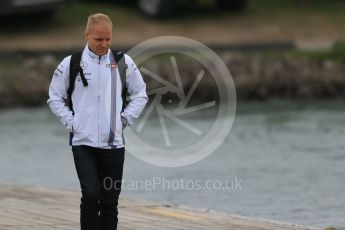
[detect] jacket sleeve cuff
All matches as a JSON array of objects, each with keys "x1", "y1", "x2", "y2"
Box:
[
  {"x1": 65, "y1": 116, "x2": 74, "y2": 132},
  {"x1": 120, "y1": 113, "x2": 132, "y2": 126}
]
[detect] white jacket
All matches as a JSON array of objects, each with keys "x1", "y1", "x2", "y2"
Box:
[{"x1": 47, "y1": 45, "x2": 148, "y2": 148}]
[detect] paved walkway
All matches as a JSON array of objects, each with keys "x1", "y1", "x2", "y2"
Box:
[{"x1": 0, "y1": 185, "x2": 315, "y2": 230}]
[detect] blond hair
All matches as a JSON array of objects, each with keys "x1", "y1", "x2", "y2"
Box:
[{"x1": 85, "y1": 13, "x2": 113, "y2": 33}]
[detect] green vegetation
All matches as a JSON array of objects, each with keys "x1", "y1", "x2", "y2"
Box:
[
  {"x1": 249, "y1": 0, "x2": 345, "y2": 12},
  {"x1": 247, "y1": 0, "x2": 345, "y2": 17},
  {"x1": 56, "y1": 1, "x2": 144, "y2": 27},
  {"x1": 238, "y1": 0, "x2": 345, "y2": 29},
  {"x1": 293, "y1": 42, "x2": 345, "y2": 61},
  {"x1": 22, "y1": 0, "x2": 345, "y2": 62},
  {"x1": 248, "y1": 42, "x2": 345, "y2": 62},
  {"x1": 56, "y1": 0, "x2": 345, "y2": 25}
]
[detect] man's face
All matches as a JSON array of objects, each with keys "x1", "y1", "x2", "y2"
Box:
[{"x1": 85, "y1": 22, "x2": 112, "y2": 56}]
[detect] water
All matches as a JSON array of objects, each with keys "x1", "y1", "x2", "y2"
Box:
[{"x1": 1, "y1": 101, "x2": 345, "y2": 229}]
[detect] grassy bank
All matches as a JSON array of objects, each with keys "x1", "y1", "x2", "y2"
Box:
[
  {"x1": 294, "y1": 42, "x2": 345, "y2": 61},
  {"x1": 256, "y1": 42, "x2": 345, "y2": 61},
  {"x1": 1, "y1": 0, "x2": 345, "y2": 51},
  {"x1": 1, "y1": 0, "x2": 345, "y2": 107}
]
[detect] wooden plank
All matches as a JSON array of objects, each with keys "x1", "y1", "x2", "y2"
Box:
[{"x1": 0, "y1": 185, "x2": 315, "y2": 230}]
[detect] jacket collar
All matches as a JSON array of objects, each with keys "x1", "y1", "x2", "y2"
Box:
[{"x1": 85, "y1": 45, "x2": 110, "y2": 62}]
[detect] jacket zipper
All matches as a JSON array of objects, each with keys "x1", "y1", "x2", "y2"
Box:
[{"x1": 98, "y1": 55, "x2": 101, "y2": 147}]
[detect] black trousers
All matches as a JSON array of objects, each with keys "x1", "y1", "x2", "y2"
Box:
[{"x1": 72, "y1": 145, "x2": 125, "y2": 230}]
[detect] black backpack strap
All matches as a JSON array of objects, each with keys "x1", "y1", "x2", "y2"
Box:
[
  {"x1": 67, "y1": 51, "x2": 88, "y2": 114},
  {"x1": 112, "y1": 49, "x2": 128, "y2": 110}
]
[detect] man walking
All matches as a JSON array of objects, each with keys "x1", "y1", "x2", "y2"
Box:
[{"x1": 47, "y1": 13, "x2": 148, "y2": 230}]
